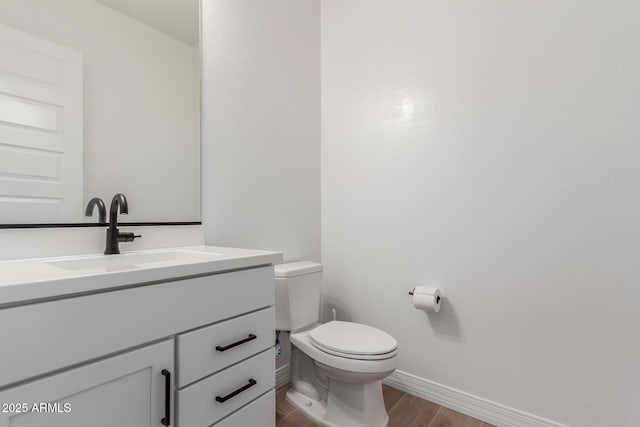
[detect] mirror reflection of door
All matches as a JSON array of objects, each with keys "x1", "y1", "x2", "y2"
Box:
[
  {"x1": 0, "y1": 0, "x2": 200, "y2": 225},
  {"x1": 0, "y1": 24, "x2": 83, "y2": 224}
]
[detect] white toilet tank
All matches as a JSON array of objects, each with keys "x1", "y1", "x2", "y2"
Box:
[{"x1": 275, "y1": 261, "x2": 323, "y2": 331}]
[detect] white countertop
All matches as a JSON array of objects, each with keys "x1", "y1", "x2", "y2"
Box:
[{"x1": 0, "y1": 246, "x2": 282, "y2": 307}]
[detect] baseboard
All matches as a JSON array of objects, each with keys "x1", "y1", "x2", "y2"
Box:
[
  {"x1": 275, "y1": 363, "x2": 290, "y2": 388},
  {"x1": 383, "y1": 370, "x2": 567, "y2": 427}
]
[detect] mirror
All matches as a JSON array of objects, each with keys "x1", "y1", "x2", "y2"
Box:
[{"x1": 0, "y1": 0, "x2": 200, "y2": 225}]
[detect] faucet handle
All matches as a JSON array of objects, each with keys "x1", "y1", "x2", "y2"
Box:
[{"x1": 118, "y1": 232, "x2": 142, "y2": 243}]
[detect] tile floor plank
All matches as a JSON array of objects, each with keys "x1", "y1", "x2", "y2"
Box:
[
  {"x1": 276, "y1": 410, "x2": 320, "y2": 427},
  {"x1": 429, "y1": 407, "x2": 483, "y2": 427},
  {"x1": 388, "y1": 394, "x2": 440, "y2": 427},
  {"x1": 382, "y1": 384, "x2": 406, "y2": 411},
  {"x1": 276, "y1": 384, "x2": 296, "y2": 419}
]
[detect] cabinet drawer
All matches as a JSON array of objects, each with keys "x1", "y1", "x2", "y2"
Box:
[
  {"x1": 177, "y1": 349, "x2": 274, "y2": 427},
  {"x1": 178, "y1": 307, "x2": 275, "y2": 387},
  {"x1": 214, "y1": 389, "x2": 274, "y2": 427}
]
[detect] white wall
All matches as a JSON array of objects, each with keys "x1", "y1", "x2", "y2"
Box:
[
  {"x1": 0, "y1": 0, "x2": 200, "y2": 222},
  {"x1": 321, "y1": 2, "x2": 640, "y2": 426},
  {"x1": 201, "y1": 0, "x2": 321, "y2": 261}
]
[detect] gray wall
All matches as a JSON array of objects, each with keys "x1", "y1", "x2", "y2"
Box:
[{"x1": 201, "y1": 0, "x2": 320, "y2": 262}]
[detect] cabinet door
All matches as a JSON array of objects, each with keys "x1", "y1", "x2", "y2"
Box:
[{"x1": 0, "y1": 340, "x2": 173, "y2": 427}]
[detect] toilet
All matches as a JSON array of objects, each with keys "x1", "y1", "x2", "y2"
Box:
[{"x1": 275, "y1": 261, "x2": 398, "y2": 427}]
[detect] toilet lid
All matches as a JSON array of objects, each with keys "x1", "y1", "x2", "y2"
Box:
[{"x1": 308, "y1": 321, "x2": 397, "y2": 357}]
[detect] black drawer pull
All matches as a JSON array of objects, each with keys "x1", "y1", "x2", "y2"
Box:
[
  {"x1": 216, "y1": 334, "x2": 257, "y2": 352},
  {"x1": 161, "y1": 369, "x2": 171, "y2": 426},
  {"x1": 215, "y1": 379, "x2": 257, "y2": 403}
]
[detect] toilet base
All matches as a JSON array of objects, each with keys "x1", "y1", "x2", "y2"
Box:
[
  {"x1": 286, "y1": 380, "x2": 389, "y2": 427},
  {"x1": 286, "y1": 388, "x2": 328, "y2": 425}
]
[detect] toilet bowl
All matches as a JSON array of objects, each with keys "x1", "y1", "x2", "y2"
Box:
[{"x1": 275, "y1": 262, "x2": 398, "y2": 427}]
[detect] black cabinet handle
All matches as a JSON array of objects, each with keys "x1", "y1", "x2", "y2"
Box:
[
  {"x1": 215, "y1": 379, "x2": 257, "y2": 403},
  {"x1": 161, "y1": 369, "x2": 171, "y2": 426},
  {"x1": 215, "y1": 334, "x2": 257, "y2": 352}
]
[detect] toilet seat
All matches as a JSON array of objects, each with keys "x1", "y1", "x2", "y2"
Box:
[
  {"x1": 308, "y1": 321, "x2": 398, "y2": 361},
  {"x1": 312, "y1": 345, "x2": 398, "y2": 360},
  {"x1": 290, "y1": 327, "x2": 398, "y2": 376}
]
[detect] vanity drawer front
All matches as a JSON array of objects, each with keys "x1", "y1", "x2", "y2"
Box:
[
  {"x1": 178, "y1": 307, "x2": 275, "y2": 387},
  {"x1": 214, "y1": 389, "x2": 275, "y2": 427},
  {"x1": 177, "y1": 349, "x2": 274, "y2": 427}
]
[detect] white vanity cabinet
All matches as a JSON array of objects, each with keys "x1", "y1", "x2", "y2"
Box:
[{"x1": 0, "y1": 254, "x2": 279, "y2": 427}]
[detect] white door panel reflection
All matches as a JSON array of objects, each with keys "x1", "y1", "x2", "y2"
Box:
[{"x1": 0, "y1": 24, "x2": 82, "y2": 224}]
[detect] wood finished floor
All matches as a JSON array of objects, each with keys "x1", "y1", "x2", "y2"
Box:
[{"x1": 276, "y1": 384, "x2": 495, "y2": 427}]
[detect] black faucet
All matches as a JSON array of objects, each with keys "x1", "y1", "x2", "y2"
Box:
[
  {"x1": 105, "y1": 193, "x2": 141, "y2": 255},
  {"x1": 85, "y1": 197, "x2": 107, "y2": 223}
]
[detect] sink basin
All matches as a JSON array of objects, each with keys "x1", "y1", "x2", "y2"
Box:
[{"x1": 48, "y1": 250, "x2": 222, "y2": 272}]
